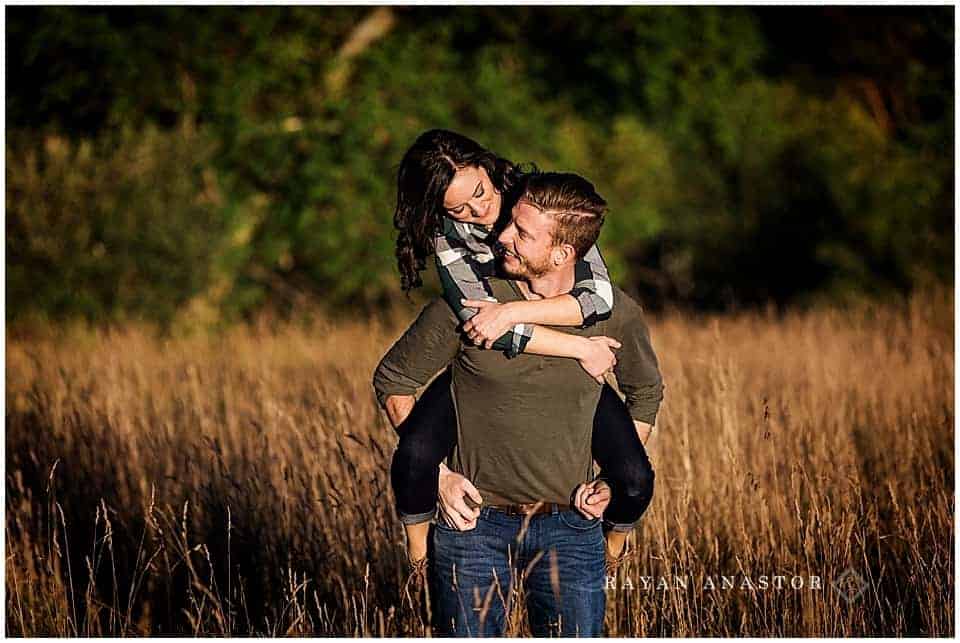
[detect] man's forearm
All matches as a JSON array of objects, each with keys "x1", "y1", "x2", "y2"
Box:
[
  {"x1": 385, "y1": 395, "x2": 416, "y2": 429},
  {"x1": 504, "y1": 295, "x2": 584, "y2": 327}
]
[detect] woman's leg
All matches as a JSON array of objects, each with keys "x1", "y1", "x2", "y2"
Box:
[
  {"x1": 591, "y1": 384, "x2": 655, "y2": 536},
  {"x1": 390, "y1": 368, "x2": 458, "y2": 560}
]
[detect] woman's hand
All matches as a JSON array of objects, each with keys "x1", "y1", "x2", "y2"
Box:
[
  {"x1": 437, "y1": 463, "x2": 483, "y2": 530},
  {"x1": 461, "y1": 299, "x2": 516, "y2": 349},
  {"x1": 577, "y1": 336, "x2": 621, "y2": 383},
  {"x1": 573, "y1": 479, "x2": 611, "y2": 519}
]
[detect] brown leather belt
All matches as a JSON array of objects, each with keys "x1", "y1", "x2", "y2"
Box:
[{"x1": 488, "y1": 502, "x2": 571, "y2": 517}]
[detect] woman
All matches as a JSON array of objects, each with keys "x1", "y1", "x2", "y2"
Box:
[{"x1": 389, "y1": 129, "x2": 654, "y2": 574}]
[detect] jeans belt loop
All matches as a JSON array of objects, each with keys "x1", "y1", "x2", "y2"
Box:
[{"x1": 551, "y1": 503, "x2": 560, "y2": 516}]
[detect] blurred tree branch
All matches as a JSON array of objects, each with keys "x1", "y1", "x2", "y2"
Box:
[{"x1": 325, "y1": 7, "x2": 395, "y2": 96}]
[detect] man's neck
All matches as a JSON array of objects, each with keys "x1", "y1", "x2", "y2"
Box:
[{"x1": 517, "y1": 265, "x2": 576, "y2": 300}]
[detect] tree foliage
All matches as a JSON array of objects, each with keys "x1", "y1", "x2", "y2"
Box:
[{"x1": 6, "y1": 6, "x2": 953, "y2": 325}]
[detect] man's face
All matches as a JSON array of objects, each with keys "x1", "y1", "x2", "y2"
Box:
[{"x1": 497, "y1": 201, "x2": 557, "y2": 279}]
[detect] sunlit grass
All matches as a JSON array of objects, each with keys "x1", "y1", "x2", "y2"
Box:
[{"x1": 5, "y1": 288, "x2": 953, "y2": 635}]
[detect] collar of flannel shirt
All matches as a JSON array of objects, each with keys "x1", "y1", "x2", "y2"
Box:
[{"x1": 459, "y1": 220, "x2": 493, "y2": 237}]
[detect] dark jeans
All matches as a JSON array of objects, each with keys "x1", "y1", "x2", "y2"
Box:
[
  {"x1": 431, "y1": 505, "x2": 606, "y2": 637},
  {"x1": 391, "y1": 368, "x2": 655, "y2": 531}
]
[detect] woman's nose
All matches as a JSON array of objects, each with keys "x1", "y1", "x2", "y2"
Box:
[{"x1": 469, "y1": 198, "x2": 485, "y2": 217}]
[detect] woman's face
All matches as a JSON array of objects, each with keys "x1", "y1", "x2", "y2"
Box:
[{"x1": 442, "y1": 165, "x2": 501, "y2": 227}]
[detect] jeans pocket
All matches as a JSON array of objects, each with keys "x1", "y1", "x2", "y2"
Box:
[{"x1": 558, "y1": 510, "x2": 601, "y2": 531}]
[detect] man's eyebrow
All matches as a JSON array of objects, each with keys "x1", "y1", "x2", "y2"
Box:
[
  {"x1": 514, "y1": 220, "x2": 531, "y2": 236},
  {"x1": 445, "y1": 182, "x2": 482, "y2": 210}
]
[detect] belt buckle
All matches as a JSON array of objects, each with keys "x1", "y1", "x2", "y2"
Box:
[
  {"x1": 517, "y1": 502, "x2": 547, "y2": 516},
  {"x1": 519, "y1": 502, "x2": 540, "y2": 515},
  {"x1": 497, "y1": 501, "x2": 549, "y2": 517}
]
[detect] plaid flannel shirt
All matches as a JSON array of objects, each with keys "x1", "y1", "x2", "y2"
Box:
[{"x1": 435, "y1": 218, "x2": 614, "y2": 358}]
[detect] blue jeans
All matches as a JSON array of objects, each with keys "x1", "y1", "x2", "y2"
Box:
[{"x1": 431, "y1": 505, "x2": 606, "y2": 637}]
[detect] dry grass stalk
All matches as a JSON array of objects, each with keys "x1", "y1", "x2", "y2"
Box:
[{"x1": 5, "y1": 289, "x2": 953, "y2": 635}]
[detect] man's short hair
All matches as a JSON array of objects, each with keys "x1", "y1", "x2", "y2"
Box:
[{"x1": 518, "y1": 171, "x2": 607, "y2": 258}]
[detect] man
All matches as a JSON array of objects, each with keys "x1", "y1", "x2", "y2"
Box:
[{"x1": 374, "y1": 172, "x2": 664, "y2": 636}]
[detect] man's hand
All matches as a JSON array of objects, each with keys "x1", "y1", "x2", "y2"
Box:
[
  {"x1": 573, "y1": 479, "x2": 611, "y2": 519},
  {"x1": 437, "y1": 463, "x2": 483, "y2": 530},
  {"x1": 577, "y1": 336, "x2": 621, "y2": 384},
  {"x1": 461, "y1": 299, "x2": 516, "y2": 349},
  {"x1": 385, "y1": 395, "x2": 416, "y2": 430}
]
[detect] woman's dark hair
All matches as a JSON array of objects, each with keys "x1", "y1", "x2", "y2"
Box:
[{"x1": 393, "y1": 129, "x2": 523, "y2": 292}]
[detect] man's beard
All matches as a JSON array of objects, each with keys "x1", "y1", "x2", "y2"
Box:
[{"x1": 500, "y1": 251, "x2": 552, "y2": 280}]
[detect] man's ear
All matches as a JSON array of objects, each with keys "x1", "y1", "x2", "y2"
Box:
[{"x1": 552, "y1": 243, "x2": 577, "y2": 266}]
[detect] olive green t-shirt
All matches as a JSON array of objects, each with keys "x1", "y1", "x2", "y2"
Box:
[{"x1": 373, "y1": 278, "x2": 663, "y2": 507}]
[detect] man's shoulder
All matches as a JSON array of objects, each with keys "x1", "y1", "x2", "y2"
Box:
[
  {"x1": 605, "y1": 286, "x2": 650, "y2": 334},
  {"x1": 610, "y1": 285, "x2": 644, "y2": 317},
  {"x1": 414, "y1": 296, "x2": 460, "y2": 326},
  {"x1": 486, "y1": 277, "x2": 524, "y2": 302}
]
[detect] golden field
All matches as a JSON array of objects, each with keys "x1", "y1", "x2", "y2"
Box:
[{"x1": 5, "y1": 289, "x2": 954, "y2": 636}]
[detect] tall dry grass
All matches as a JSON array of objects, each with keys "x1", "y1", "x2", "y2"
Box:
[{"x1": 5, "y1": 289, "x2": 954, "y2": 636}]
